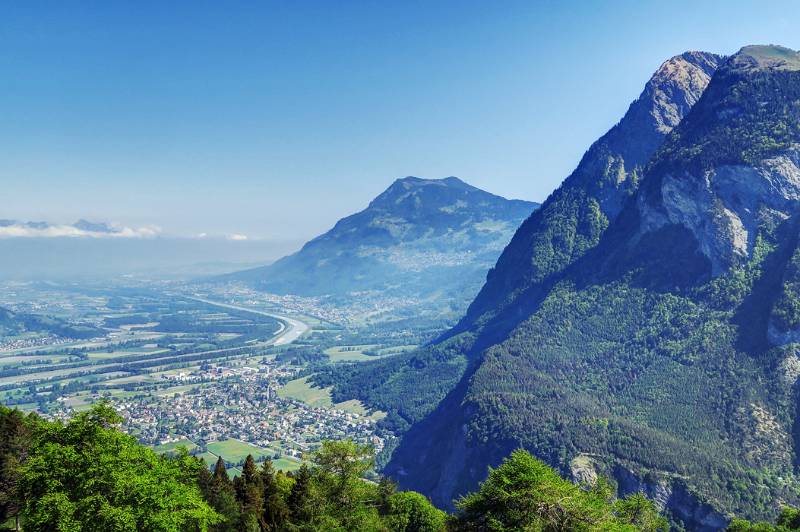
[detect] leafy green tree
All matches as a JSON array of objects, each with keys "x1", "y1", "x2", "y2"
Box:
[
  {"x1": 779, "y1": 507, "x2": 800, "y2": 530},
  {"x1": 385, "y1": 491, "x2": 447, "y2": 532},
  {"x1": 312, "y1": 439, "x2": 373, "y2": 509},
  {"x1": 452, "y1": 449, "x2": 664, "y2": 531},
  {"x1": 310, "y1": 439, "x2": 383, "y2": 530},
  {"x1": 728, "y1": 506, "x2": 800, "y2": 531},
  {"x1": 16, "y1": 402, "x2": 219, "y2": 531},
  {"x1": 728, "y1": 520, "x2": 780, "y2": 531}
]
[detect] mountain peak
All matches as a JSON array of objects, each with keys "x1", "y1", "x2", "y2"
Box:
[
  {"x1": 221, "y1": 176, "x2": 537, "y2": 299},
  {"x1": 73, "y1": 219, "x2": 115, "y2": 233},
  {"x1": 640, "y1": 50, "x2": 721, "y2": 135},
  {"x1": 657, "y1": 50, "x2": 721, "y2": 78},
  {"x1": 374, "y1": 45, "x2": 800, "y2": 524},
  {"x1": 728, "y1": 44, "x2": 800, "y2": 72},
  {"x1": 391, "y1": 175, "x2": 473, "y2": 189},
  {"x1": 454, "y1": 49, "x2": 722, "y2": 333},
  {"x1": 635, "y1": 43, "x2": 800, "y2": 275},
  {"x1": 369, "y1": 176, "x2": 482, "y2": 209}
]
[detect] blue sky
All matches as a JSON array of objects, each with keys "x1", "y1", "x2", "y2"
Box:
[{"x1": 2, "y1": 1, "x2": 799, "y2": 241}]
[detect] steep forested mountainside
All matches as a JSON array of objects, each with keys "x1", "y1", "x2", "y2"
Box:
[
  {"x1": 220, "y1": 176, "x2": 537, "y2": 310},
  {"x1": 381, "y1": 45, "x2": 800, "y2": 527},
  {"x1": 457, "y1": 50, "x2": 721, "y2": 336},
  {"x1": 314, "y1": 51, "x2": 722, "y2": 433}
]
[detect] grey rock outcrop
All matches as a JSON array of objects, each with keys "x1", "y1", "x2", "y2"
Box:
[{"x1": 640, "y1": 145, "x2": 800, "y2": 274}]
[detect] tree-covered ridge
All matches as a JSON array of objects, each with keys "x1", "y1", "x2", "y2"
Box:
[
  {"x1": 457, "y1": 51, "x2": 720, "y2": 334},
  {"x1": 312, "y1": 332, "x2": 473, "y2": 433},
  {"x1": 0, "y1": 403, "x2": 684, "y2": 531},
  {"x1": 381, "y1": 45, "x2": 800, "y2": 527},
  {"x1": 645, "y1": 48, "x2": 800, "y2": 181},
  {"x1": 770, "y1": 239, "x2": 800, "y2": 339},
  {"x1": 0, "y1": 307, "x2": 102, "y2": 340},
  {"x1": 311, "y1": 50, "x2": 724, "y2": 441}
]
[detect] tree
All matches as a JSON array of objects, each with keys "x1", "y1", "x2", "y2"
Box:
[
  {"x1": 311, "y1": 439, "x2": 373, "y2": 508},
  {"x1": 16, "y1": 402, "x2": 219, "y2": 531},
  {"x1": 615, "y1": 492, "x2": 668, "y2": 532},
  {"x1": 778, "y1": 507, "x2": 800, "y2": 530},
  {"x1": 0, "y1": 406, "x2": 32, "y2": 531},
  {"x1": 310, "y1": 439, "x2": 382, "y2": 530},
  {"x1": 385, "y1": 491, "x2": 447, "y2": 532},
  {"x1": 377, "y1": 476, "x2": 397, "y2": 514},
  {"x1": 728, "y1": 506, "x2": 800, "y2": 531},
  {"x1": 199, "y1": 457, "x2": 239, "y2": 532},
  {"x1": 234, "y1": 454, "x2": 264, "y2": 531},
  {"x1": 286, "y1": 464, "x2": 315, "y2": 524},
  {"x1": 452, "y1": 449, "x2": 664, "y2": 531},
  {"x1": 260, "y1": 459, "x2": 289, "y2": 531}
]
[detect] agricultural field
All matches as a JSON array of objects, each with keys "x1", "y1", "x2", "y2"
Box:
[
  {"x1": 207, "y1": 438, "x2": 276, "y2": 463},
  {"x1": 153, "y1": 437, "x2": 199, "y2": 454},
  {"x1": 279, "y1": 376, "x2": 385, "y2": 421},
  {"x1": 278, "y1": 376, "x2": 333, "y2": 407},
  {"x1": 323, "y1": 345, "x2": 380, "y2": 362}
]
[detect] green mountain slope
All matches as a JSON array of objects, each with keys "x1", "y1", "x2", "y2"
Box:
[
  {"x1": 314, "y1": 50, "x2": 722, "y2": 433},
  {"x1": 458, "y1": 50, "x2": 721, "y2": 336},
  {"x1": 219, "y1": 177, "x2": 537, "y2": 314},
  {"x1": 381, "y1": 45, "x2": 800, "y2": 527}
]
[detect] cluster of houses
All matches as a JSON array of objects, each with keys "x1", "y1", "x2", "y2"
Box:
[{"x1": 110, "y1": 362, "x2": 384, "y2": 457}]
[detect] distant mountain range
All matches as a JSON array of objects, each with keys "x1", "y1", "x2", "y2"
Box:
[
  {"x1": 220, "y1": 176, "x2": 538, "y2": 315},
  {"x1": 318, "y1": 45, "x2": 800, "y2": 527}
]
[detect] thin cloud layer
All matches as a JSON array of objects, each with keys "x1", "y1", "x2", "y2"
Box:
[{"x1": 0, "y1": 222, "x2": 162, "y2": 239}]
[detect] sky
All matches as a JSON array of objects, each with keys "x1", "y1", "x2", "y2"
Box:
[{"x1": 2, "y1": 0, "x2": 799, "y2": 242}]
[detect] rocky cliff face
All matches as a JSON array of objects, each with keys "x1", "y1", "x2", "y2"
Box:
[
  {"x1": 587, "y1": 50, "x2": 720, "y2": 216},
  {"x1": 612, "y1": 467, "x2": 728, "y2": 532},
  {"x1": 635, "y1": 46, "x2": 800, "y2": 275},
  {"x1": 457, "y1": 50, "x2": 721, "y2": 334},
  {"x1": 640, "y1": 146, "x2": 800, "y2": 274}
]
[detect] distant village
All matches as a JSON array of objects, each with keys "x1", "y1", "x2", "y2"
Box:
[{"x1": 57, "y1": 359, "x2": 385, "y2": 463}]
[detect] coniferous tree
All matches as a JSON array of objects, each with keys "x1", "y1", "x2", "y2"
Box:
[
  {"x1": 213, "y1": 457, "x2": 230, "y2": 485},
  {"x1": 377, "y1": 476, "x2": 397, "y2": 514},
  {"x1": 287, "y1": 464, "x2": 315, "y2": 524},
  {"x1": 0, "y1": 406, "x2": 31, "y2": 532},
  {"x1": 202, "y1": 457, "x2": 239, "y2": 532},
  {"x1": 235, "y1": 454, "x2": 264, "y2": 532},
  {"x1": 197, "y1": 463, "x2": 215, "y2": 506},
  {"x1": 260, "y1": 459, "x2": 289, "y2": 531}
]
